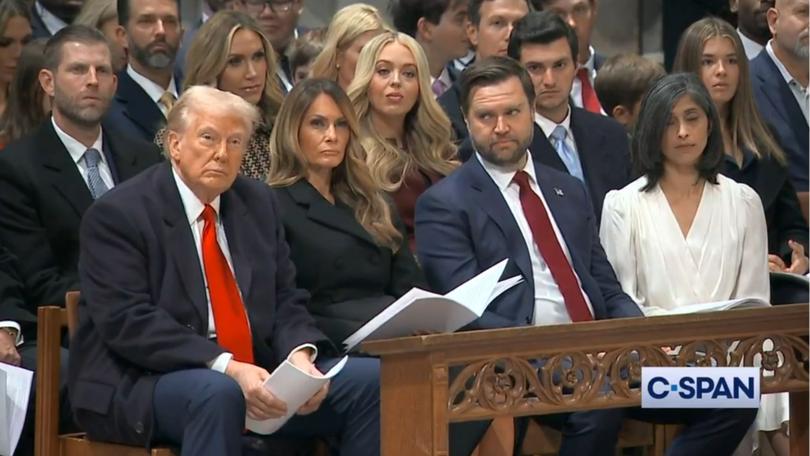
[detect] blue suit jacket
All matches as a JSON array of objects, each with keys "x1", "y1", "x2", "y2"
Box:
[
  {"x1": 414, "y1": 156, "x2": 642, "y2": 330},
  {"x1": 750, "y1": 49, "x2": 809, "y2": 191},
  {"x1": 458, "y1": 107, "x2": 632, "y2": 219},
  {"x1": 68, "y1": 162, "x2": 327, "y2": 446},
  {"x1": 105, "y1": 70, "x2": 181, "y2": 142}
]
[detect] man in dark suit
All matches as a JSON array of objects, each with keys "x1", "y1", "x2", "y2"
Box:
[
  {"x1": 69, "y1": 85, "x2": 380, "y2": 455},
  {"x1": 242, "y1": 0, "x2": 306, "y2": 92},
  {"x1": 417, "y1": 55, "x2": 757, "y2": 456},
  {"x1": 105, "y1": 0, "x2": 184, "y2": 142},
  {"x1": 749, "y1": 0, "x2": 809, "y2": 194},
  {"x1": 0, "y1": 26, "x2": 161, "y2": 308},
  {"x1": 460, "y1": 12, "x2": 630, "y2": 219},
  {"x1": 29, "y1": 0, "x2": 82, "y2": 38},
  {"x1": 438, "y1": 0, "x2": 530, "y2": 142}
]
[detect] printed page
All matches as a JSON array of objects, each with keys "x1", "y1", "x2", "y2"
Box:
[{"x1": 0, "y1": 364, "x2": 32, "y2": 456}]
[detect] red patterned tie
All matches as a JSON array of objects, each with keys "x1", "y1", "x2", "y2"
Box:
[
  {"x1": 201, "y1": 205, "x2": 254, "y2": 363},
  {"x1": 577, "y1": 68, "x2": 602, "y2": 114},
  {"x1": 513, "y1": 171, "x2": 593, "y2": 322}
]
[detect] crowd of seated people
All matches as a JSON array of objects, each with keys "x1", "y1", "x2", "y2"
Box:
[{"x1": 0, "y1": 0, "x2": 806, "y2": 455}]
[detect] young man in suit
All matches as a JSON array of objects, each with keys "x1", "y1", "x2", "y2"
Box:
[
  {"x1": 438, "y1": 0, "x2": 530, "y2": 142},
  {"x1": 415, "y1": 55, "x2": 757, "y2": 456},
  {"x1": 750, "y1": 0, "x2": 809, "y2": 196},
  {"x1": 69, "y1": 85, "x2": 380, "y2": 455},
  {"x1": 105, "y1": 0, "x2": 183, "y2": 142},
  {"x1": 391, "y1": 0, "x2": 471, "y2": 98},
  {"x1": 0, "y1": 25, "x2": 161, "y2": 309}
]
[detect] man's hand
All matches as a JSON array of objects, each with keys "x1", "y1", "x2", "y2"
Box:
[
  {"x1": 288, "y1": 349, "x2": 329, "y2": 416},
  {"x1": 786, "y1": 240, "x2": 809, "y2": 274},
  {"x1": 225, "y1": 359, "x2": 287, "y2": 420},
  {"x1": 768, "y1": 254, "x2": 787, "y2": 272},
  {"x1": 0, "y1": 331, "x2": 20, "y2": 366}
]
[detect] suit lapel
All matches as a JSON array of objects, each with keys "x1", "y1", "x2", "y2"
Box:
[
  {"x1": 102, "y1": 125, "x2": 140, "y2": 182},
  {"x1": 756, "y1": 55, "x2": 809, "y2": 140},
  {"x1": 116, "y1": 71, "x2": 166, "y2": 138},
  {"x1": 287, "y1": 181, "x2": 377, "y2": 246},
  {"x1": 569, "y1": 108, "x2": 605, "y2": 183},
  {"x1": 466, "y1": 159, "x2": 533, "y2": 281},
  {"x1": 37, "y1": 121, "x2": 94, "y2": 217},
  {"x1": 220, "y1": 189, "x2": 253, "y2": 303},
  {"x1": 529, "y1": 123, "x2": 567, "y2": 172}
]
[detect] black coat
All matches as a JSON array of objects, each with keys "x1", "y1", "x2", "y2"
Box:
[
  {"x1": 0, "y1": 246, "x2": 36, "y2": 342},
  {"x1": 275, "y1": 181, "x2": 426, "y2": 347}
]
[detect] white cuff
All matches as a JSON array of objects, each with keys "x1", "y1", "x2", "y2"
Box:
[
  {"x1": 0, "y1": 321, "x2": 22, "y2": 346},
  {"x1": 208, "y1": 352, "x2": 233, "y2": 373},
  {"x1": 287, "y1": 343, "x2": 318, "y2": 362}
]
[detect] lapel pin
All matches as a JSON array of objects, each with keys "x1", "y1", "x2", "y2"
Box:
[{"x1": 554, "y1": 187, "x2": 564, "y2": 196}]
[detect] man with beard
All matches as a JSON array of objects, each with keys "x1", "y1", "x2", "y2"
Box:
[
  {"x1": 0, "y1": 25, "x2": 161, "y2": 308},
  {"x1": 105, "y1": 0, "x2": 183, "y2": 141},
  {"x1": 731, "y1": 0, "x2": 774, "y2": 58},
  {"x1": 750, "y1": 0, "x2": 809, "y2": 197},
  {"x1": 242, "y1": 0, "x2": 305, "y2": 92},
  {"x1": 30, "y1": 0, "x2": 83, "y2": 38}
]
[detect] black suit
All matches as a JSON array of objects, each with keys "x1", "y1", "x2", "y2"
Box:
[
  {"x1": 29, "y1": 4, "x2": 51, "y2": 39},
  {"x1": 275, "y1": 181, "x2": 425, "y2": 347},
  {"x1": 438, "y1": 80, "x2": 467, "y2": 143},
  {"x1": 0, "y1": 246, "x2": 36, "y2": 341},
  {"x1": 458, "y1": 108, "x2": 632, "y2": 219},
  {"x1": 105, "y1": 70, "x2": 179, "y2": 142},
  {"x1": 0, "y1": 120, "x2": 161, "y2": 308}
]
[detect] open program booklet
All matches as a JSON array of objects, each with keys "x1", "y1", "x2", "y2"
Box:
[
  {"x1": 343, "y1": 259, "x2": 523, "y2": 351},
  {"x1": 641, "y1": 297, "x2": 771, "y2": 317}
]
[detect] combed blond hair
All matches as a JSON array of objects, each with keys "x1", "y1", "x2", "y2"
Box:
[
  {"x1": 347, "y1": 32, "x2": 458, "y2": 191},
  {"x1": 309, "y1": 3, "x2": 391, "y2": 83},
  {"x1": 183, "y1": 11, "x2": 283, "y2": 127},
  {"x1": 266, "y1": 78, "x2": 403, "y2": 251},
  {"x1": 673, "y1": 17, "x2": 785, "y2": 164},
  {"x1": 167, "y1": 85, "x2": 259, "y2": 138}
]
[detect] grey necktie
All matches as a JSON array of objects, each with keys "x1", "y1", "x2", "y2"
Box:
[{"x1": 83, "y1": 148, "x2": 109, "y2": 199}]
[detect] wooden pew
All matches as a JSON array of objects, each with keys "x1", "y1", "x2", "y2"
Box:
[{"x1": 363, "y1": 304, "x2": 810, "y2": 456}]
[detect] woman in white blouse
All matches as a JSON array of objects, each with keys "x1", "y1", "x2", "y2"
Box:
[{"x1": 599, "y1": 73, "x2": 783, "y2": 455}]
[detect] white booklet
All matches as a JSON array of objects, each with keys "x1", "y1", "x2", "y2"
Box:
[
  {"x1": 0, "y1": 363, "x2": 32, "y2": 456},
  {"x1": 642, "y1": 297, "x2": 770, "y2": 317},
  {"x1": 245, "y1": 356, "x2": 348, "y2": 435},
  {"x1": 343, "y1": 259, "x2": 522, "y2": 351}
]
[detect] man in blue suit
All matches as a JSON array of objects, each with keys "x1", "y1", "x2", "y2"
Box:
[
  {"x1": 69, "y1": 86, "x2": 379, "y2": 455},
  {"x1": 415, "y1": 56, "x2": 756, "y2": 456},
  {"x1": 749, "y1": 0, "x2": 809, "y2": 193}
]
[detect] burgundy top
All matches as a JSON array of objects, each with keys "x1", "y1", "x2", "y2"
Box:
[{"x1": 391, "y1": 167, "x2": 443, "y2": 251}]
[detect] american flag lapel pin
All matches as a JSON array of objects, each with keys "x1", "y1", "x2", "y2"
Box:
[{"x1": 554, "y1": 187, "x2": 564, "y2": 196}]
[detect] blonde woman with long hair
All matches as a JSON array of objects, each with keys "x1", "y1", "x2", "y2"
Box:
[
  {"x1": 347, "y1": 31, "x2": 458, "y2": 248},
  {"x1": 267, "y1": 78, "x2": 425, "y2": 347},
  {"x1": 309, "y1": 3, "x2": 390, "y2": 90},
  {"x1": 154, "y1": 11, "x2": 284, "y2": 180}
]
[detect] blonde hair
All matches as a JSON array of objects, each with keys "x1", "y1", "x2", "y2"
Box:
[
  {"x1": 309, "y1": 3, "x2": 391, "y2": 83},
  {"x1": 183, "y1": 11, "x2": 283, "y2": 127},
  {"x1": 73, "y1": 0, "x2": 117, "y2": 28},
  {"x1": 347, "y1": 32, "x2": 458, "y2": 191},
  {"x1": 267, "y1": 78, "x2": 402, "y2": 251},
  {"x1": 167, "y1": 85, "x2": 259, "y2": 134},
  {"x1": 673, "y1": 17, "x2": 785, "y2": 164}
]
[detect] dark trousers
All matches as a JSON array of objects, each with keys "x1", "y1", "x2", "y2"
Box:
[{"x1": 152, "y1": 357, "x2": 380, "y2": 456}]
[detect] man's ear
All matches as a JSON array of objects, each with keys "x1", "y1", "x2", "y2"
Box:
[
  {"x1": 466, "y1": 21, "x2": 479, "y2": 49},
  {"x1": 767, "y1": 5, "x2": 779, "y2": 36},
  {"x1": 416, "y1": 17, "x2": 434, "y2": 42},
  {"x1": 38, "y1": 69, "x2": 55, "y2": 97},
  {"x1": 611, "y1": 104, "x2": 632, "y2": 127},
  {"x1": 729, "y1": 0, "x2": 739, "y2": 13},
  {"x1": 166, "y1": 130, "x2": 182, "y2": 162}
]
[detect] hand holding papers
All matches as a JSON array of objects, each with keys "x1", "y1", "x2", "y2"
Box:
[
  {"x1": 245, "y1": 356, "x2": 348, "y2": 435},
  {"x1": 343, "y1": 259, "x2": 522, "y2": 350}
]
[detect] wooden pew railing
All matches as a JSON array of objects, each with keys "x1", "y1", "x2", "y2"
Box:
[{"x1": 363, "y1": 304, "x2": 810, "y2": 456}]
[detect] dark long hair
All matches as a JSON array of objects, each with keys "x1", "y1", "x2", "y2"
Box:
[{"x1": 0, "y1": 39, "x2": 48, "y2": 143}]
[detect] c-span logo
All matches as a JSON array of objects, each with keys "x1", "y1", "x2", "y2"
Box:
[{"x1": 641, "y1": 367, "x2": 760, "y2": 408}]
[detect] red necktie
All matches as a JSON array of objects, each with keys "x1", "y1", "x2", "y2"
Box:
[
  {"x1": 513, "y1": 171, "x2": 593, "y2": 322},
  {"x1": 577, "y1": 68, "x2": 602, "y2": 114},
  {"x1": 201, "y1": 205, "x2": 254, "y2": 363}
]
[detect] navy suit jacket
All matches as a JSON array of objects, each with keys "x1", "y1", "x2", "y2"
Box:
[
  {"x1": 458, "y1": 108, "x2": 632, "y2": 219},
  {"x1": 68, "y1": 163, "x2": 328, "y2": 446},
  {"x1": 750, "y1": 49, "x2": 809, "y2": 191},
  {"x1": 29, "y1": 5, "x2": 51, "y2": 39},
  {"x1": 105, "y1": 70, "x2": 181, "y2": 143},
  {"x1": 438, "y1": 79, "x2": 467, "y2": 144},
  {"x1": 414, "y1": 157, "x2": 642, "y2": 330}
]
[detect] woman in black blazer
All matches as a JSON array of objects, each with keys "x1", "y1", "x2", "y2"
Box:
[{"x1": 267, "y1": 78, "x2": 425, "y2": 349}]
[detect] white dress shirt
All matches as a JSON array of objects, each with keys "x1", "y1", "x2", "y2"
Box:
[
  {"x1": 534, "y1": 108, "x2": 584, "y2": 179},
  {"x1": 570, "y1": 46, "x2": 604, "y2": 115},
  {"x1": 126, "y1": 64, "x2": 178, "y2": 117},
  {"x1": 35, "y1": 1, "x2": 67, "y2": 35},
  {"x1": 52, "y1": 117, "x2": 115, "y2": 190},
  {"x1": 477, "y1": 150, "x2": 594, "y2": 325},
  {"x1": 737, "y1": 28, "x2": 764, "y2": 60},
  {"x1": 766, "y1": 41, "x2": 809, "y2": 123},
  {"x1": 172, "y1": 169, "x2": 316, "y2": 372}
]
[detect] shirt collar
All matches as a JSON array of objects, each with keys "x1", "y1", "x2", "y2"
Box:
[
  {"x1": 534, "y1": 106, "x2": 572, "y2": 139},
  {"x1": 35, "y1": 1, "x2": 67, "y2": 35},
  {"x1": 51, "y1": 116, "x2": 104, "y2": 165},
  {"x1": 581, "y1": 45, "x2": 596, "y2": 73},
  {"x1": 476, "y1": 149, "x2": 539, "y2": 192},
  {"x1": 172, "y1": 167, "x2": 222, "y2": 226},
  {"x1": 737, "y1": 28, "x2": 764, "y2": 60},
  {"x1": 126, "y1": 64, "x2": 178, "y2": 104},
  {"x1": 766, "y1": 40, "x2": 806, "y2": 90}
]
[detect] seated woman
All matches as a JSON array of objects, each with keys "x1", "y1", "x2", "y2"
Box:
[
  {"x1": 0, "y1": 0, "x2": 31, "y2": 120},
  {"x1": 347, "y1": 31, "x2": 458, "y2": 248},
  {"x1": 674, "y1": 17, "x2": 808, "y2": 279},
  {"x1": 309, "y1": 3, "x2": 390, "y2": 90},
  {"x1": 155, "y1": 11, "x2": 283, "y2": 181},
  {"x1": 266, "y1": 78, "x2": 425, "y2": 348},
  {"x1": 600, "y1": 73, "x2": 787, "y2": 456},
  {"x1": 0, "y1": 39, "x2": 48, "y2": 148}
]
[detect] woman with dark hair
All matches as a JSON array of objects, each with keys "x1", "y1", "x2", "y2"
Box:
[
  {"x1": 600, "y1": 72, "x2": 784, "y2": 453},
  {"x1": 0, "y1": 39, "x2": 48, "y2": 148},
  {"x1": 267, "y1": 78, "x2": 425, "y2": 348}
]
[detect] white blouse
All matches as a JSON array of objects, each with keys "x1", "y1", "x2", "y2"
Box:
[{"x1": 599, "y1": 175, "x2": 769, "y2": 313}]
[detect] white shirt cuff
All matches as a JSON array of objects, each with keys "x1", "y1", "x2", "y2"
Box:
[
  {"x1": 0, "y1": 321, "x2": 22, "y2": 346},
  {"x1": 208, "y1": 352, "x2": 233, "y2": 373},
  {"x1": 287, "y1": 343, "x2": 318, "y2": 362}
]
